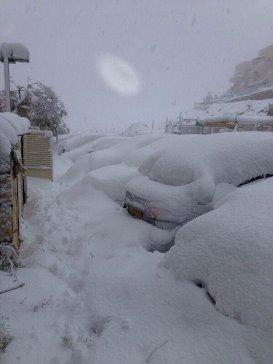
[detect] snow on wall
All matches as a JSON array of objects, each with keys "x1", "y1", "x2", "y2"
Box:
[
  {"x1": 164, "y1": 177, "x2": 273, "y2": 329},
  {"x1": 0, "y1": 112, "x2": 30, "y2": 155}
]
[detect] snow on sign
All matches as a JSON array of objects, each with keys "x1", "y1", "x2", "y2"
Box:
[{"x1": 23, "y1": 130, "x2": 53, "y2": 180}]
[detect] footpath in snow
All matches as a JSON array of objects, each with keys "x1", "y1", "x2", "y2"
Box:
[{"x1": 1, "y1": 142, "x2": 273, "y2": 363}]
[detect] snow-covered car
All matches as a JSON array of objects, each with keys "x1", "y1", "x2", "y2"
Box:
[
  {"x1": 125, "y1": 132, "x2": 273, "y2": 228},
  {"x1": 164, "y1": 177, "x2": 273, "y2": 329},
  {"x1": 60, "y1": 134, "x2": 167, "y2": 186},
  {"x1": 56, "y1": 133, "x2": 104, "y2": 154}
]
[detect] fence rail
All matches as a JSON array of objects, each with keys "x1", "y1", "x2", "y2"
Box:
[{"x1": 165, "y1": 124, "x2": 273, "y2": 135}]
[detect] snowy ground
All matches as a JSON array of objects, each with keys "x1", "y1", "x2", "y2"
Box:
[{"x1": 1, "y1": 146, "x2": 273, "y2": 363}]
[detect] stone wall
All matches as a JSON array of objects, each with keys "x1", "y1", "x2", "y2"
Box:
[{"x1": 0, "y1": 155, "x2": 12, "y2": 243}]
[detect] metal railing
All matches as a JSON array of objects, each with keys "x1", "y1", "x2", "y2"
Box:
[{"x1": 165, "y1": 123, "x2": 273, "y2": 135}]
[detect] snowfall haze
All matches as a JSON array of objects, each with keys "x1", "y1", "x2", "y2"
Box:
[{"x1": 1, "y1": 0, "x2": 273, "y2": 131}]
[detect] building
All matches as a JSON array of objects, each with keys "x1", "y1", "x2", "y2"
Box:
[{"x1": 229, "y1": 44, "x2": 273, "y2": 95}]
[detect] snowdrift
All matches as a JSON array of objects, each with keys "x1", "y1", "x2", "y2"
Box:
[
  {"x1": 60, "y1": 134, "x2": 165, "y2": 186},
  {"x1": 85, "y1": 164, "x2": 139, "y2": 204},
  {"x1": 184, "y1": 98, "x2": 273, "y2": 121},
  {"x1": 9, "y1": 130, "x2": 273, "y2": 363},
  {"x1": 56, "y1": 133, "x2": 104, "y2": 154},
  {"x1": 126, "y1": 132, "x2": 273, "y2": 227},
  {"x1": 164, "y1": 177, "x2": 273, "y2": 329},
  {"x1": 64, "y1": 135, "x2": 127, "y2": 161}
]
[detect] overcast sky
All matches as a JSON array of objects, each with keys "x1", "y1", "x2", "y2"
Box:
[{"x1": 1, "y1": 0, "x2": 273, "y2": 131}]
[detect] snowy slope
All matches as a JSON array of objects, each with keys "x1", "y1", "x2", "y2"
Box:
[{"x1": 183, "y1": 98, "x2": 273, "y2": 121}]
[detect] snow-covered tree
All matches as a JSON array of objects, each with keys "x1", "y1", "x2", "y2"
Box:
[
  {"x1": 27, "y1": 82, "x2": 68, "y2": 136},
  {"x1": 0, "y1": 82, "x2": 69, "y2": 136}
]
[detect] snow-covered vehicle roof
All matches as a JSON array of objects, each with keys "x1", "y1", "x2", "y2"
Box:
[
  {"x1": 0, "y1": 112, "x2": 30, "y2": 155},
  {"x1": 164, "y1": 177, "x2": 273, "y2": 329},
  {"x1": 57, "y1": 133, "x2": 104, "y2": 154},
  {"x1": 125, "y1": 132, "x2": 273, "y2": 228},
  {"x1": 64, "y1": 135, "x2": 128, "y2": 162},
  {"x1": 60, "y1": 134, "x2": 166, "y2": 185},
  {"x1": 60, "y1": 134, "x2": 183, "y2": 205}
]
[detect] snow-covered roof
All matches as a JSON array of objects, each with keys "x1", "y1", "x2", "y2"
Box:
[
  {"x1": 0, "y1": 112, "x2": 30, "y2": 155},
  {"x1": 120, "y1": 122, "x2": 151, "y2": 136}
]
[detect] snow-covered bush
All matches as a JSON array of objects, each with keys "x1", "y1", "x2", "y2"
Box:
[
  {"x1": 1, "y1": 82, "x2": 69, "y2": 136},
  {"x1": 28, "y1": 83, "x2": 68, "y2": 136},
  {"x1": 164, "y1": 177, "x2": 273, "y2": 329}
]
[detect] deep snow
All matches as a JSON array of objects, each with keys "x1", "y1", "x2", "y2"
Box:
[
  {"x1": 165, "y1": 177, "x2": 273, "y2": 330},
  {"x1": 183, "y1": 98, "x2": 273, "y2": 122},
  {"x1": 1, "y1": 138, "x2": 273, "y2": 363},
  {"x1": 126, "y1": 132, "x2": 273, "y2": 226}
]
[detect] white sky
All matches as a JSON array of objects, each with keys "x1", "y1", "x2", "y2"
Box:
[{"x1": 1, "y1": 0, "x2": 273, "y2": 131}]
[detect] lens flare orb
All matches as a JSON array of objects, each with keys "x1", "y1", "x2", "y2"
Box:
[{"x1": 98, "y1": 55, "x2": 140, "y2": 96}]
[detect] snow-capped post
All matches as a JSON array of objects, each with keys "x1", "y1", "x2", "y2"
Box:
[{"x1": 0, "y1": 43, "x2": 29, "y2": 112}]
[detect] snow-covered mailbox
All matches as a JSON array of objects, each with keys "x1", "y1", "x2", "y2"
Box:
[{"x1": 0, "y1": 112, "x2": 30, "y2": 249}]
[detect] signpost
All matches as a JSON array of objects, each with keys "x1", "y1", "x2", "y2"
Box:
[{"x1": 0, "y1": 43, "x2": 29, "y2": 112}]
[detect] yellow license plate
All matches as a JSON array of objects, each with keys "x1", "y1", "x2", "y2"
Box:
[{"x1": 128, "y1": 205, "x2": 143, "y2": 219}]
